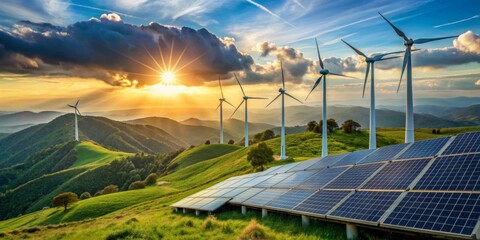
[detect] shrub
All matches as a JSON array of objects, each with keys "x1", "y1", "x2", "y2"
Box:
[
  {"x1": 228, "y1": 139, "x2": 235, "y2": 144},
  {"x1": 202, "y1": 215, "x2": 218, "y2": 230},
  {"x1": 144, "y1": 173, "x2": 157, "y2": 185},
  {"x1": 205, "y1": 140, "x2": 210, "y2": 145},
  {"x1": 247, "y1": 143, "x2": 274, "y2": 171},
  {"x1": 102, "y1": 185, "x2": 119, "y2": 195},
  {"x1": 79, "y1": 192, "x2": 92, "y2": 200},
  {"x1": 128, "y1": 181, "x2": 145, "y2": 190},
  {"x1": 52, "y1": 192, "x2": 78, "y2": 211},
  {"x1": 341, "y1": 120, "x2": 361, "y2": 133},
  {"x1": 237, "y1": 220, "x2": 270, "y2": 240}
]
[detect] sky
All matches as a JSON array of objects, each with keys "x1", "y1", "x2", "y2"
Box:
[{"x1": 0, "y1": 0, "x2": 479, "y2": 114}]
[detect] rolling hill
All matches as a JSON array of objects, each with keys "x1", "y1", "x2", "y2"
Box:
[
  {"x1": 0, "y1": 111, "x2": 64, "y2": 133},
  {"x1": 125, "y1": 117, "x2": 236, "y2": 145},
  {"x1": 441, "y1": 104, "x2": 480, "y2": 124},
  {"x1": 0, "y1": 114, "x2": 187, "y2": 168},
  {"x1": 181, "y1": 118, "x2": 275, "y2": 139}
]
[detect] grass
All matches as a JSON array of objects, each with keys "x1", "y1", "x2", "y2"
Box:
[
  {"x1": 170, "y1": 144, "x2": 241, "y2": 170},
  {"x1": 71, "y1": 141, "x2": 132, "y2": 168},
  {"x1": 0, "y1": 126, "x2": 478, "y2": 239}
]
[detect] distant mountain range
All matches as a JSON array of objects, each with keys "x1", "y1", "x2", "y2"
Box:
[{"x1": 0, "y1": 111, "x2": 64, "y2": 133}]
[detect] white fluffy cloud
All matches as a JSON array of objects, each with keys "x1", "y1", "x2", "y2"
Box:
[{"x1": 454, "y1": 31, "x2": 480, "y2": 54}]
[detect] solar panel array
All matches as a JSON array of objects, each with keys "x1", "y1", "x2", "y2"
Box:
[{"x1": 172, "y1": 132, "x2": 480, "y2": 239}]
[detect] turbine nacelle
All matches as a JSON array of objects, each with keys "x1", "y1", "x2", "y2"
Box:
[
  {"x1": 404, "y1": 39, "x2": 414, "y2": 46},
  {"x1": 243, "y1": 96, "x2": 249, "y2": 100},
  {"x1": 319, "y1": 69, "x2": 329, "y2": 75},
  {"x1": 278, "y1": 87, "x2": 285, "y2": 93}
]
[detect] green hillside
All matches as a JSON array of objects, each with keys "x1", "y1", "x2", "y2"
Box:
[
  {"x1": 0, "y1": 126, "x2": 479, "y2": 239},
  {"x1": 170, "y1": 144, "x2": 241, "y2": 170},
  {"x1": 72, "y1": 141, "x2": 132, "y2": 168},
  {"x1": 0, "y1": 114, "x2": 187, "y2": 167}
]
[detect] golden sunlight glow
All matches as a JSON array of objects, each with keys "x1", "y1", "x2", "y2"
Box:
[{"x1": 161, "y1": 71, "x2": 175, "y2": 84}]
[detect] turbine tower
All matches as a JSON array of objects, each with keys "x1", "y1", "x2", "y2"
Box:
[
  {"x1": 342, "y1": 39, "x2": 402, "y2": 149},
  {"x1": 266, "y1": 61, "x2": 303, "y2": 160},
  {"x1": 305, "y1": 39, "x2": 356, "y2": 157},
  {"x1": 379, "y1": 12, "x2": 457, "y2": 143},
  {"x1": 231, "y1": 73, "x2": 267, "y2": 147},
  {"x1": 67, "y1": 100, "x2": 81, "y2": 141},
  {"x1": 216, "y1": 78, "x2": 235, "y2": 144}
]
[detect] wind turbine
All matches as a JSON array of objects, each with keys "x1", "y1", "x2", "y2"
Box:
[
  {"x1": 379, "y1": 12, "x2": 457, "y2": 143},
  {"x1": 305, "y1": 39, "x2": 357, "y2": 157},
  {"x1": 230, "y1": 73, "x2": 267, "y2": 147},
  {"x1": 341, "y1": 39, "x2": 403, "y2": 149},
  {"x1": 266, "y1": 61, "x2": 303, "y2": 160},
  {"x1": 67, "y1": 100, "x2": 81, "y2": 141},
  {"x1": 216, "y1": 78, "x2": 235, "y2": 144}
]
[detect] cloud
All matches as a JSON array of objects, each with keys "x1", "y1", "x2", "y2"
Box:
[
  {"x1": 0, "y1": 16, "x2": 254, "y2": 87},
  {"x1": 246, "y1": 0, "x2": 295, "y2": 27},
  {"x1": 476, "y1": 80, "x2": 480, "y2": 86},
  {"x1": 454, "y1": 30, "x2": 480, "y2": 54},
  {"x1": 434, "y1": 15, "x2": 479, "y2": 28},
  {"x1": 255, "y1": 41, "x2": 277, "y2": 57}
]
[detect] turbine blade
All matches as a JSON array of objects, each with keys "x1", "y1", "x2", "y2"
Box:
[
  {"x1": 372, "y1": 51, "x2": 404, "y2": 61},
  {"x1": 377, "y1": 56, "x2": 402, "y2": 61},
  {"x1": 305, "y1": 76, "x2": 322, "y2": 101},
  {"x1": 329, "y1": 72, "x2": 358, "y2": 79},
  {"x1": 378, "y1": 12, "x2": 409, "y2": 42},
  {"x1": 280, "y1": 60, "x2": 285, "y2": 89},
  {"x1": 234, "y1": 73, "x2": 246, "y2": 96},
  {"x1": 76, "y1": 108, "x2": 82, "y2": 116},
  {"x1": 75, "y1": 100, "x2": 79, "y2": 107},
  {"x1": 315, "y1": 38, "x2": 324, "y2": 69},
  {"x1": 341, "y1": 39, "x2": 366, "y2": 58},
  {"x1": 265, "y1": 93, "x2": 281, "y2": 108},
  {"x1": 218, "y1": 77, "x2": 224, "y2": 99},
  {"x1": 224, "y1": 100, "x2": 235, "y2": 108},
  {"x1": 68, "y1": 104, "x2": 75, "y2": 108},
  {"x1": 398, "y1": 50, "x2": 409, "y2": 92},
  {"x1": 285, "y1": 92, "x2": 303, "y2": 104},
  {"x1": 248, "y1": 96, "x2": 268, "y2": 99},
  {"x1": 362, "y1": 63, "x2": 370, "y2": 98},
  {"x1": 215, "y1": 102, "x2": 222, "y2": 110},
  {"x1": 230, "y1": 100, "x2": 245, "y2": 118},
  {"x1": 414, "y1": 36, "x2": 458, "y2": 44}
]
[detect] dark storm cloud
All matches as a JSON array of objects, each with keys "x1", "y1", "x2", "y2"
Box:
[{"x1": 0, "y1": 13, "x2": 254, "y2": 86}]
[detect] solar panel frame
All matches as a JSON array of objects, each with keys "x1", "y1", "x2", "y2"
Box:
[
  {"x1": 397, "y1": 137, "x2": 450, "y2": 160},
  {"x1": 330, "y1": 191, "x2": 401, "y2": 224},
  {"x1": 306, "y1": 153, "x2": 350, "y2": 170},
  {"x1": 325, "y1": 163, "x2": 384, "y2": 189},
  {"x1": 332, "y1": 149, "x2": 375, "y2": 166},
  {"x1": 442, "y1": 132, "x2": 480, "y2": 155},
  {"x1": 362, "y1": 158, "x2": 431, "y2": 190},
  {"x1": 272, "y1": 170, "x2": 319, "y2": 188},
  {"x1": 359, "y1": 143, "x2": 410, "y2": 164},
  {"x1": 296, "y1": 167, "x2": 349, "y2": 189},
  {"x1": 198, "y1": 197, "x2": 231, "y2": 211},
  {"x1": 413, "y1": 153, "x2": 480, "y2": 191},
  {"x1": 293, "y1": 190, "x2": 352, "y2": 216},
  {"x1": 243, "y1": 189, "x2": 289, "y2": 207},
  {"x1": 383, "y1": 192, "x2": 480, "y2": 237},
  {"x1": 265, "y1": 189, "x2": 317, "y2": 211}
]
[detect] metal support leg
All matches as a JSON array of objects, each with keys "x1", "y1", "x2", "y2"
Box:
[
  {"x1": 346, "y1": 223, "x2": 358, "y2": 239},
  {"x1": 241, "y1": 206, "x2": 247, "y2": 215},
  {"x1": 301, "y1": 215, "x2": 310, "y2": 227}
]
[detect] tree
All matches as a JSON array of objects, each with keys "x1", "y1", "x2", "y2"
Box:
[
  {"x1": 247, "y1": 143, "x2": 274, "y2": 171},
  {"x1": 341, "y1": 120, "x2": 361, "y2": 133},
  {"x1": 307, "y1": 121, "x2": 317, "y2": 132},
  {"x1": 432, "y1": 129, "x2": 436, "y2": 134},
  {"x1": 79, "y1": 192, "x2": 92, "y2": 200},
  {"x1": 205, "y1": 140, "x2": 210, "y2": 145},
  {"x1": 52, "y1": 192, "x2": 78, "y2": 211},
  {"x1": 97, "y1": 184, "x2": 119, "y2": 196},
  {"x1": 327, "y1": 119, "x2": 339, "y2": 132},
  {"x1": 228, "y1": 139, "x2": 235, "y2": 144},
  {"x1": 128, "y1": 181, "x2": 145, "y2": 190},
  {"x1": 144, "y1": 173, "x2": 157, "y2": 185},
  {"x1": 261, "y1": 129, "x2": 275, "y2": 141}
]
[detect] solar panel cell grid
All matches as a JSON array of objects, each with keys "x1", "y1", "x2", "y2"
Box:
[
  {"x1": 332, "y1": 149, "x2": 375, "y2": 166},
  {"x1": 384, "y1": 192, "x2": 480, "y2": 236},
  {"x1": 200, "y1": 198, "x2": 230, "y2": 211},
  {"x1": 255, "y1": 172, "x2": 294, "y2": 188},
  {"x1": 331, "y1": 191, "x2": 401, "y2": 222},
  {"x1": 229, "y1": 177, "x2": 255, "y2": 188},
  {"x1": 273, "y1": 170, "x2": 319, "y2": 188},
  {"x1": 297, "y1": 167, "x2": 348, "y2": 189},
  {"x1": 362, "y1": 158, "x2": 430, "y2": 190},
  {"x1": 325, "y1": 163, "x2": 383, "y2": 189},
  {"x1": 413, "y1": 154, "x2": 480, "y2": 191},
  {"x1": 239, "y1": 175, "x2": 273, "y2": 188},
  {"x1": 286, "y1": 159, "x2": 321, "y2": 172},
  {"x1": 222, "y1": 187, "x2": 248, "y2": 198},
  {"x1": 359, "y1": 143, "x2": 409, "y2": 164},
  {"x1": 397, "y1": 137, "x2": 450, "y2": 159},
  {"x1": 442, "y1": 132, "x2": 480, "y2": 155},
  {"x1": 265, "y1": 189, "x2": 316, "y2": 210},
  {"x1": 243, "y1": 189, "x2": 289, "y2": 207},
  {"x1": 230, "y1": 188, "x2": 264, "y2": 203},
  {"x1": 293, "y1": 190, "x2": 351, "y2": 215},
  {"x1": 268, "y1": 164, "x2": 298, "y2": 175},
  {"x1": 307, "y1": 153, "x2": 350, "y2": 170}
]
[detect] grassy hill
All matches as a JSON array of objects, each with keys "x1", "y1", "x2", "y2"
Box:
[
  {"x1": 0, "y1": 126, "x2": 479, "y2": 239},
  {"x1": 126, "y1": 117, "x2": 236, "y2": 145},
  {"x1": 181, "y1": 118, "x2": 276, "y2": 140},
  {"x1": 72, "y1": 141, "x2": 132, "y2": 168},
  {"x1": 0, "y1": 114, "x2": 187, "y2": 168}
]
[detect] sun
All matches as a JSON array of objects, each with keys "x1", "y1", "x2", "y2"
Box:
[{"x1": 161, "y1": 71, "x2": 175, "y2": 84}]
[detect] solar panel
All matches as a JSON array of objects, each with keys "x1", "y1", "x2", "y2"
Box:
[
  {"x1": 272, "y1": 170, "x2": 319, "y2": 188},
  {"x1": 442, "y1": 132, "x2": 480, "y2": 155},
  {"x1": 362, "y1": 158, "x2": 431, "y2": 190},
  {"x1": 199, "y1": 197, "x2": 231, "y2": 211},
  {"x1": 171, "y1": 197, "x2": 195, "y2": 208},
  {"x1": 397, "y1": 137, "x2": 450, "y2": 160},
  {"x1": 325, "y1": 163, "x2": 384, "y2": 189},
  {"x1": 243, "y1": 189, "x2": 289, "y2": 207},
  {"x1": 384, "y1": 192, "x2": 480, "y2": 236},
  {"x1": 332, "y1": 149, "x2": 375, "y2": 167},
  {"x1": 413, "y1": 153, "x2": 480, "y2": 191},
  {"x1": 294, "y1": 190, "x2": 351, "y2": 215},
  {"x1": 267, "y1": 164, "x2": 298, "y2": 175},
  {"x1": 239, "y1": 175, "x2": 274, "y2": 188},
  {"x1": 255, "y1": 172, "x2": 294, "y2": 188},
  {"x1": 286, "y1": 158, "x2": 321, "y2": 172},
  {"x1": 222, "y1": 187, "x2": 249, "y2": 198},
  {"x1": 331, "y1": 191, "x2": 401, "y2": 222},
  {"x1": 297, "y1": 167, "x2": 348, "y2": 189},
  {"x1": 230, "y1": 188, "x2": 264, "y2": 203},
  {"x1": 259, "y1": 165, "x2": 282, "y2": 175},
  {"x1": 307, "y1": 153, "x2": 350, "y2": 170},
  {"x1": 229, "y1": 177, "x2": 255, "y2": 188},
  {"x1": 209, "y1": 188, "x2": 235, "y2": 197},
  {"x1": 189, "y1": 197, "x2": 216, "y2": 209},
  {"x1": 265, "y1": 189, "x2": 316, "y2": 210},
  {"x1": 359, "y1": 143, "x2": 409, "y2": 164}
]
